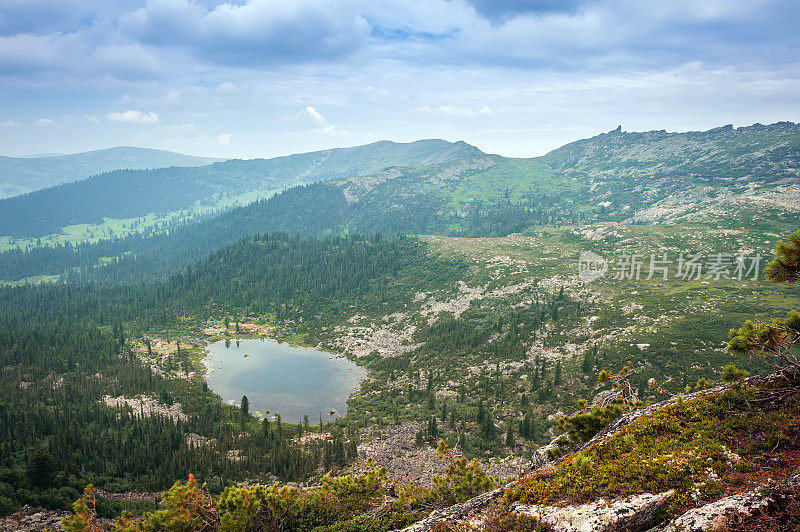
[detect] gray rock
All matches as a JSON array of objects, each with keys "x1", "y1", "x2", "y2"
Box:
[
  {"x1": 396, "y1": 485, "x2": 509, "y2": 532},
  {"x1": 653, "y1": 466, "x2": 800, "y2": 531},
  {"x1": 652, "y1": 490, "x2": 770, "y2": 532},
  {"x1": 0, "y1": 505, "x2": 69, "y2": 531},
  {"x1": 512, "y1": 490, "x2": 675, "y2": 532}
]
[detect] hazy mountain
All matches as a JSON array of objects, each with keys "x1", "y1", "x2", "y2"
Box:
[
  {"x1": 0, "y1": 139, "x2": 483, "y2": 238},
  {"x1": 0, "y1": 146, "x2": 224, "y2": 199}
]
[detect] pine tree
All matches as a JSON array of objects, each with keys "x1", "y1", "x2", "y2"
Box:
[
  {"x1": 428, "y1": 416, "x2": 438, "y2": 439},
  {"x1": 765, "y1": 220, "x2": 800, "y2": 283},
  {"x1": 582, "y1": 346, "x2": 596, "y2": 374},
  {"x1": 27, "y1": 450, "x2": 57, "y2": 488},
  {"x1": 240, "y1": 395, "x2": 250, "y2": 419},
  {"x1": 505, "y1": 422, "x2": 515, "y2": 448}
]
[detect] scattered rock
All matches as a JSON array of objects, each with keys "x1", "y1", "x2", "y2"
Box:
[
  {"x1": 102, "y1": 394, "x2": 188, "y2": 423},
  {"x1": 353, "y1": 423, "x2": 445, "y2": 487},
  {"x1": 571, "y1": 225, "x2": 622, "y2": 241},
  {"x1": 0, "y1": 505, "x2": 70, "y2": 531}
]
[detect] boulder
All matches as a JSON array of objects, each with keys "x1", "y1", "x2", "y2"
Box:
[
  {"x1": 511, "y1": 490, "x2": 675, "y2": 532},
  {"x1": 654, "y1": 467, "x2": 800, "y2": 531},
  {"x1": 0, "y1": 505, "x2": 70, "y2": 531},
  {"x1": 652, "y1": 490, "x2": 770, "y2": 531},
  {"x1": 397, "y1": 485, "x2": 508, "y2": 532}
]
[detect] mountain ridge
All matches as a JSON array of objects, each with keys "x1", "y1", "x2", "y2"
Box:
[
  {"x1": 0, "y1": 146, "x2": 225, "y2": 199},
  {"x1": 0, "y1": 139, "x2": 483, "y2": 238},
  {"x1": 3, "y1": 122, "x2": 800, "y2": 284}
]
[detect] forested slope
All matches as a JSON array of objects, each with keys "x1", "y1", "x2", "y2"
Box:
[
  {"x1": 0, "y1": 146, "x2": 222, "y2": 199},
  {"x1": 0, "y1": 139, "x2": 481, "y2": 238},
  {"x1": 3, "y1": 122, "x2": 799, "y2": 284},
  {"x1": 0, "y1": 233, "x2": 462, "y2": 515}
]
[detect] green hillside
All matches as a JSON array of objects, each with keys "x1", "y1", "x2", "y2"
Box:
[
  {"x1": 0, "y1": 146, "x2": 223, "y2": 199},
  {"x1": 2, "y1": 123, "x2": 800, "y2": 284},
  {"x1": 0, "y1": 139, "x2": 482, "y2": 239}
]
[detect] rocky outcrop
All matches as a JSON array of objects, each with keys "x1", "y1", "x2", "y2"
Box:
[
  {"x1": 398, "y1": 485, "x2": 509, "y2": 532},
  {"x1": 512, "y1": 490, "x2": 675, "y2": 532},
  {"x1": 549, "y1": 371, "x2": 781, "y2": 471},
  {"x1": 654, "y1": 490, "x2": 770, "y2": 532},
  {"x1": 0, "y1": 505, "x2": 69, "y2": 531},
  {"x1": 397, "y1": 372, "x2": 787, "y2": 531},
  {"x1": 654, "y1": 467, "x2": 800, "y2": 531}
]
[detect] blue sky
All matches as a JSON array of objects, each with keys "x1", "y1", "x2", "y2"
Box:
[{"x1": 1, "y1": 0, "x2": 798, "y2": 158}]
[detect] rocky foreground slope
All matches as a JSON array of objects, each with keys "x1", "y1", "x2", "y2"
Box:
[
  {"x1": 3, "y1": 372, "x2": 797, "y2": 531},
  {"x1": 400, "y1": 371, "x2": 800, "y2": 531}
]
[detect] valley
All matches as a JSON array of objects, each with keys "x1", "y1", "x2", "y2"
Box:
[{"x1": 2, "y1": 124, "x2": 800, "y2": 530}]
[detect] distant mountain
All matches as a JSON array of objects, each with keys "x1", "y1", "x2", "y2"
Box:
[
  {"x1": 545, "y1": 121, "x2": 800, "y2": 182},
  {"x1": 0, "y1": 146, "x2": 224, "y2": 199},
  {"x1": 3, "y1": 123, "x2": 800, "y2": 283},
  {"x1": 0, "y1": 139, "x2": 482, "y2": 238}
]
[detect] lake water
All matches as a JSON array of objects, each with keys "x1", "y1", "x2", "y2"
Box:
[{"x1": 202, "y1": 338, "x2": 366, "y2": 423}]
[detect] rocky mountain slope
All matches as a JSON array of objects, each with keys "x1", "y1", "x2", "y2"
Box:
[{"x1": 401, "y1": 371, "x2": 800, "y2": 531}]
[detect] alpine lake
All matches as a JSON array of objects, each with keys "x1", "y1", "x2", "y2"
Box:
[{"x1": 202, "y1": 338, "x2": 366, "y2": 423}]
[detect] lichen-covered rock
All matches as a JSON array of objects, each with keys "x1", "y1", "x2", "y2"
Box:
[
  {"x1": 511, "y1": 490, "x2": 675, "y2": 532},
  {"x1": 654, "y1": 467, "x2": 800, "y2": 531},
  {"x1": 397, "y1": 485, "x2": 508, "y2": 532},
  {"x1": 653, "y1": 490, "x2": 770, "y2": 532},
  {"x1": 0, "y1": 505, "x2": 69, "y2": 531},
  {"x1": 528, "y1": 441, "x2": 558, "y2": 470}
]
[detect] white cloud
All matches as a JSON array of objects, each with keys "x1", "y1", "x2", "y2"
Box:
[
  {"x1": 294, "y1": 106, "x2": 349, "y2": 136},
  {"x1": 297, "y1": 105, "x2": 328, "y2": 127},
  {"x1": 1, "y1": 120, "x2": 19, "y2": 128},
  {"x1": 217, "y1": 132, "x2": 232, "y2": 145},
  {"x1": 33, "y1": 118, "x2": 57, "y2": 126},
  {"x1": 84, "y1": 114, "x2": 99, "y2": 122},
  {"x1": 106, "y1": 110, "x2": 159, "y2": 123},
  {"x1": 120, "y1": 0, "x2": 370, "y2": 67}
]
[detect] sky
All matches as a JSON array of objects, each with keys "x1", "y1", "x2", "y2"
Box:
[{"x1": 1, "y1": 0, "x2": 799, "y2": 159}]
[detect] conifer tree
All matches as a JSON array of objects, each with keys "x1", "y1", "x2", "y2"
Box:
[
  {"x1": 241, "y1": 395, "x2": 250, "y2": 419},
  {"x1": 730, "y1": 221, "x2": 800, "y2": 373},
  {"x1": 764, "y1": 219, "x2": 800, "y2": 283}
]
